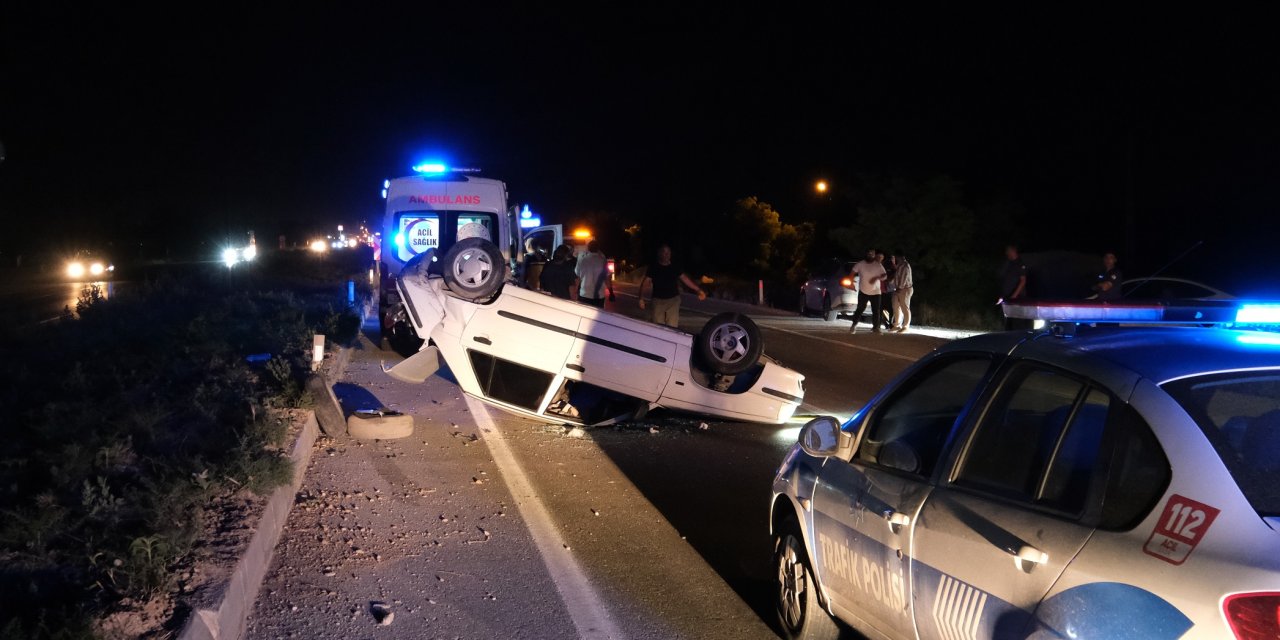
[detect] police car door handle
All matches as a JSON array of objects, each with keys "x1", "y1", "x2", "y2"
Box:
[
  {"x1": 882, "y1": 509, "x2": 911, "y2": 533},
  {"x1": 1010, "y1": 545, "x2": 1048, "y2": 570}
]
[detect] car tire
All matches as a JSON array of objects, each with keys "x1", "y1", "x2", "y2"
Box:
[
  {"x1": 822, "y1": 293, "x2": 835, "y2": 322},
  {"x1": 697, "y1": 312, "x2": 763, "y2": 375},
  {"x1": 347, "y1": 409, "x2": 414, "y2": 440},
  {"x1": 775, "y1": 519, "x2": 841, "y2": 640},
  {"x1": 441, "y1": 238, "x2": 504, "y2": 301}
]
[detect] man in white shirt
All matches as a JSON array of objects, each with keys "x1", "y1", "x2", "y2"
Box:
[
  {"x1": 849, "y1": 248, "x2": 888, "y2": 334},
  {"x1": 575, "y1": 240, "x2": 610, "y2": 308}
]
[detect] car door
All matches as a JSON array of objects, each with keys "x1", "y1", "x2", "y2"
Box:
[
  {"x1": 460, "y1": 292, "x2": 581, "y2": 413},
  {"x1": 910, "y1": 363, "x2": 1111, "y2": 639},
  {"x1": 811, "y1": 355, "x2": 995, "y2": 639},
  {"x1": 564, "y1": 317, "x2": 676, "y2": 401}
]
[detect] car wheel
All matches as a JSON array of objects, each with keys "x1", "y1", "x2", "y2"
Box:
[
  {"x1": 441, "y1": 238, "x2": 504, "y2": 301},
  {"x1": 347, "y1": 409, "x2": 414, "y2": 440},
  {"x1": 775, "y1": 520, "x2": 841, "y2": 640},
  {"x1": 697, "y1": 312, "x2": 763, "y2": 375},
  {"x1": 821, "y1": 293, "x2": 835, "y2": 322}
]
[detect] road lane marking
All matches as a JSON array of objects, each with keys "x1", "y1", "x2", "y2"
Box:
[{"x1": 464, "y1": 395, "x2": 626, "y2": 640}]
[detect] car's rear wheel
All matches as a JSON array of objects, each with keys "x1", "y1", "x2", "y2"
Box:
[
  {"x1": 697, "y1": 312, "x2": 763, "y2": 375},
  {"x1": 442, "y1": 238, "x2": 504, "y2": 301},
  {"x1": 822, "y1": 293, "x2": 835, "y2": 322},
  {"x1": 775, "y1": 520, "x2": 841, "y2": 640}
]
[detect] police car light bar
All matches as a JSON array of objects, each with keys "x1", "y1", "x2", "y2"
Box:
[{"x1": 1003, "y1": 300, "x2": 1249, "y2": 325}]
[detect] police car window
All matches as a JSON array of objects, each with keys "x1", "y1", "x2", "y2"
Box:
[
  {"x1": 956, "y1": 366, "x2": 1087, "y2": 504},
  {"x1": 1164, "y1": 372, "x2": 1280, "y2": 517},
  {"x1": 1099, "y1": 403, "x2": 1170, "y2": 530},
  {"x1": 1039, "y1": 388, "x2": 1111, "y2": 513},
  {"x1": 855, "y1": 356, "x2": 992, "y2": 477}
]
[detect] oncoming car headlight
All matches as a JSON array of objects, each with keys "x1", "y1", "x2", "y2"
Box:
[
  {"x1": 66, "y1": 261, "x2": 86, "y2": 279},
  {"x1": 89, "y1": 262, "x2": 105, "y2": 276}
]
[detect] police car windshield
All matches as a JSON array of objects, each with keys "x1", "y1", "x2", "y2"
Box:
[{"x1": 1163, "y1": 371, "x2": 1280, "y2": 517}]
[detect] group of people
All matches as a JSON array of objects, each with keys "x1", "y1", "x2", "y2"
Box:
[
  {"x1": 847, "y1": 249, "x2": 915, "y2": 334},
  {"x1": 531, "y1": 240, "x2": 615, "y2": 307}
]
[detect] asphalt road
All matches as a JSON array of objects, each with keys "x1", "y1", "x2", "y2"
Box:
[
  {"x1": 249, "y1": 281, "x2": 964, "y2": 639},
  {"x1": 0, "y1": 274, "x2": 123, "y2": 328}
]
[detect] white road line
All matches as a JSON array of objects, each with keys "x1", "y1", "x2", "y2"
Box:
[{"x1": 464, "y1": 394, "x2": 626, "y2": 640}]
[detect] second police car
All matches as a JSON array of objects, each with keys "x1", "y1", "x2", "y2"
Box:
[{"x1": 771, "y1": 300, "x2": 1280, "y2": 640}]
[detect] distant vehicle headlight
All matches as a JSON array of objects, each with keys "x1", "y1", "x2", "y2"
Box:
[
  {"x1": 243, "y1": 245, "x2": 257, "y2": 261},
  {"x1": 67, "y1": 261, "x2": 86, "y2": 278},
  {"x1": 89, "y1": 262, "x2": 105, "y2": 276},
  {"x1": 309, "y1": 240, "x2": 328, "y2": 253}
]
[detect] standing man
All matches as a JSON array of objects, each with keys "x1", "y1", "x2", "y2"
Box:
[
  {"x1": 539, "y1": 245, "x2": 578, "y2": 301},
  {"x1": 576, "y1": 240, "x2": 610, "y2": 308},
  {"x1": 849, "y1": 249, "x2": 887, "y2": 334},
  {"x1": 881, "y1": 253, "x2": 898, "y2": 329},
  {"x1": 1000, "y1": 244, "x2": 1029, "y2": 329},
  {"x1": 1091, "y1": 251, "x2": 1123, "y2": 301},
  {"x1": 892, "y1": 252, "x2": 914, "y2": 332},
  {"x1": 639, "y1": 244, "x2": 707, "y2": 327}
]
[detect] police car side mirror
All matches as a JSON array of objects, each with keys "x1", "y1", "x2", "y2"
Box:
[{"x1": 798, "y1": 416, "x2": 842, "y2": 458}]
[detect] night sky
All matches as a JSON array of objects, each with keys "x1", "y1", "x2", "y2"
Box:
[{"x1": 3, "y1": 8, "x2": 1279, "y2": 292}]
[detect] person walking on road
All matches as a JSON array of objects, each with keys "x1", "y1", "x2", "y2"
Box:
[
  {"x1": 639, "y1": 244, "x2": 706, "y2": 327},
  {"x1": 1091, "y1": 251, "x2": 1123, "y2": 301},
  {"x1": 539, "y1": 244, "x2": 578, "y2": 301},
  {"x1": 892, "y1": 252, "x2": 914, "y2": 332},
  {"x1": 1000, "y1": 244, "x2": 1030, "y2": 329},
  {"x1": 576, "y1": 240, "x2": 610, "y2": 308},
  {"x1": 849, "y1": 249, "x2": 887, "y2": 334}
]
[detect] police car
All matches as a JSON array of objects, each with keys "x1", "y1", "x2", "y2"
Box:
[
  {"x1": 770, "y1": 300, "x2": 1280, "y2": 639},
  {"x1": 384, "y1": 238, "x2": 805, "y2": 425}
]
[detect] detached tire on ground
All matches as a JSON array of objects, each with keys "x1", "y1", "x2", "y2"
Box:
[
  {"x1": 347, "y1": 409, "x2": 414, "y2": 440},
  {"x1": 774, "y1": 519, "x2": 841, "y2": 640},
  {"x1": 441, "y1": 237, "x2": 504, "y2": 301},
  {"x1": 696, "y1": 312, "x2": 764, "y2": 375}
]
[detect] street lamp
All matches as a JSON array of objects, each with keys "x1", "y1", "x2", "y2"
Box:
[{"x1": 815, "y1": 180, "x2": 829, "y2": 194}]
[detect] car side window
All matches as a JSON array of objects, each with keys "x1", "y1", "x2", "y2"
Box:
[
  {"x1": 1098, "y1": 404, "x2": 1171, "y2": 530},
  {"x1": 468, "y1": 350, "x2": 554, "y2": 411},
  {"x1": 855, "y1": 356, "x2": 992, "y2": 477},
  {"x1": 957, "y1": 366, "x2": 1088, "y2": 502}
]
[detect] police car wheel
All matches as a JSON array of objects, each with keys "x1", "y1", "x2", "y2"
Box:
[
  {"x1": 774, "y1": 522, "x2": 840, "y2": 640},
  {"x1": 697, "y1": 312, "x2": 763, "y2": 376},
  {"x1": 442, "y1": 238, "x2": 503, "y2": 301}
]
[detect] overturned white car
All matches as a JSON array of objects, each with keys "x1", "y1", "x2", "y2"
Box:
[{"x1": 386, "y1": 238, "x2": 805, "y2": 425}]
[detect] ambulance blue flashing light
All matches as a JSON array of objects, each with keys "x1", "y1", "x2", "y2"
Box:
[
  {"x1": 521, "y1": 205, "x2": 532, "y2": 219},
  {"x1": 381, "y1": 188, "x2": 388, "y2": 199},
  {"x1": 383, "y1": 179, "x2": 390, "y2": 189},
  {"x1": 412, "y1": 162, "x2": 448, "y2": 174},
  {"x1": 1236, "y1": 304, "x2": 1280, "y2": 325},
  {"x1": 519, "y1": 216, "x2": 542, "y2": 229},
  {"x1": 394, "y1": 232, "x2": 405, "y2": 247}
]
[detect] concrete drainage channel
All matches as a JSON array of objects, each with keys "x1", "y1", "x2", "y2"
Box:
[{"x1": 178, "y1": 346, "x2": 356, "y2": 640}]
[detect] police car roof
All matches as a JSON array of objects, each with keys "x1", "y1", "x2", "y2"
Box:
[{"x1": 944, "y1": 326, "x2": 1280, "y2": 386}]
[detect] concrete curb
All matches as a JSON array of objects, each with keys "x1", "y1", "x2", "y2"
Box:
[{"x1": 177, "y1": 410, "x2": 319, "y2": 640}]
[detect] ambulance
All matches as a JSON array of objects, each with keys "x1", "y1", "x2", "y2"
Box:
[{"x1": 378, "y1": 163, "x2": 559, "y2": 348}]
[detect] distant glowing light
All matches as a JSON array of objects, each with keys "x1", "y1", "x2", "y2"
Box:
[
  {"x1": 309, "y1": 240, "x2": 328, "y2": 253},
  {"x1": 383, "y1": 179, "x2": 390, "y2": 189},
  {"x1": 381, "y1": 188, "x2": 388, "y2": 199},
  {"x1": 243, "y1": 244, "x2": 257, "y2": 261},
  {"x1": 394, "y1": 232, "x2": 405, "y2": 247},
  {"x1": 573, "y1": 228, "x2": 592, "y2": 239},
  {"x1": 222, "y1": 247, "x2": 239, "y2": 267},
  {"x1": 815, "y1": 180, "x2": 828, "y2": 193},
  {"x1": 66, "y1": 261, "x2": 86, "y2": 278},
  {"x1": 774, "y1": 426, "x2": 803, "y2": 444},
  {"x1": 412, "y1": 162, "x2": 448, "y2": 174},
  {"x1": 519, "y1": 216, "x2": 541, "y2": 229},
  {"x1": 1236, "y1": 304, "x2": 1280, "y2": 324},
  {"x1": 89, "y1": 262, "x2": 105, "y2": 276},
  {"x1": 521, "y1": 205, "x2": 532, "y2": 219},
  {"x1": 347, "y1": 238, "x2": 358, "y2": 248},
  {"x1": 840, "y1": 278, "x2": 853, "y2": 287},
  {"x1": 1237, "y1": 333, "x2": 1280, "y2": 346}
]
